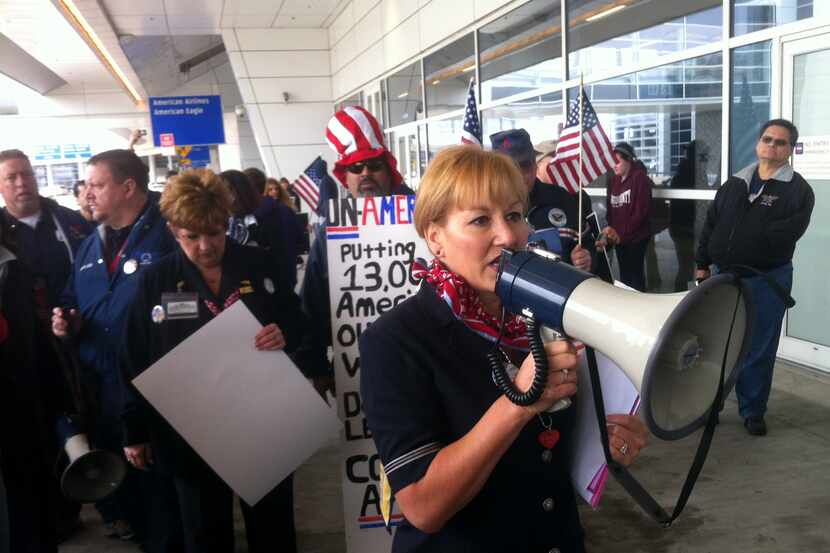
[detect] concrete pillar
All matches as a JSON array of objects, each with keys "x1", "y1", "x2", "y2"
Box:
[{"x1": 223, "y1": 28, "x2": 336, "y2": 180}]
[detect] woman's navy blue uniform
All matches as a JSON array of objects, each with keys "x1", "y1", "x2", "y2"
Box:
[
  {"x1": 360, "y1": 284, "x2": 586, "y2": 553},
  {"x1": 120, "y1": 241, "x2": 309, "y2": 553}
]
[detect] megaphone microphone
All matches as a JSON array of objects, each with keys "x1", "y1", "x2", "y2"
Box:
[
  {"x1": 494, "y1": 248, "x2": 752, "y2": 525},
  {"x1": 56, "y1": 416, "x2": 127, "y2": 503}
]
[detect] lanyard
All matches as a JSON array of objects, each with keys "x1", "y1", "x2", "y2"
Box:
[{"x1": 107, "y1": 237, "x2": 130, "y2": 275}]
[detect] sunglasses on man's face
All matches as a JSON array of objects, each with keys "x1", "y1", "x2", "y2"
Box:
[
  {"x1": 346, "y1": 158, "x2": 386, "y2": 174},
  {"x1": 759, "y1": 135, "x2": 790, "y2": 148}
]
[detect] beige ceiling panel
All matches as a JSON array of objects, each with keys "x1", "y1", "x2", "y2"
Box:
[
  {"x1": 102, "y1": 0, "x2": 165, "y2": 16},
  {"x1": 272, "y1": 14, "x2": 329, "y2": 28},
  {"x1": 163, "y1": 0, "x2": 223, "y2": 16},
  {"x1": 110, "y1": 15, "x2": 169, "y2": 35},
  {"x1": 280, "y1": 0, "x2": 341, "y2": 16},
  {"x1": 236, "y1": 28, "x2": 328, "y2": 51}
]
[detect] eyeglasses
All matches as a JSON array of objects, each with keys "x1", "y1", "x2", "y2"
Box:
[
  {"x1": 346, "y1": 158, "x2": 386, "y2": 174},
  {"x1": 760, "y1": 135, "x2": 790, "y2": 148}
]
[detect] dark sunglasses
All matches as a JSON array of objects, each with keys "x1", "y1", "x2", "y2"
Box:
[
  {"x1": 346, "y1": 158, "x2": 386, "y2": 174},
  {"x1": 760, "y1": 135, "x2": 790, "y2": 147}
]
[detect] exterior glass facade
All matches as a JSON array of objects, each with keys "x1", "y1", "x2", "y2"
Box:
[{"x1": 359, "y1": 0, "x2": 820, "y2": 295}]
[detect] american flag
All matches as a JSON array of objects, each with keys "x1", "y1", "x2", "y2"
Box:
[
  {"x1": 292, "y1": 156, "x2": 327, "y2": 213},
  {"x1": 546, "y1": 88, "x2": 615, "y2": 194},
  {"x1": 461, "y1": 78, "x2": 482, "y2": 146}
]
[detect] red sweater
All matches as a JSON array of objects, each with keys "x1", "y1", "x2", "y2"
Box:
[{"x1": 606, "y1": 164, "x2": 652, "y2": 245}]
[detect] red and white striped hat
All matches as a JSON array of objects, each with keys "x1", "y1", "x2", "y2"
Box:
[{"x1": 325, "y1": 106, "x2": 403, "y2": 189}]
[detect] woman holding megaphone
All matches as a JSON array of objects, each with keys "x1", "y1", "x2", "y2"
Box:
[{"x1": 360, "y1": 146, "x2": 649, "y2": 553}]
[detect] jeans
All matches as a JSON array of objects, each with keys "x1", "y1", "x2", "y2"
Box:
[{"x1": 733, "y1": 263, "x2": 793, "y2": 419}]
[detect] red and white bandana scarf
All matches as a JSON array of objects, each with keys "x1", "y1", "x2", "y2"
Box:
[
  {"x1": 203, "y1": 289, "x2": 241, "y2": 316},
  {"x1": 412, "y1": 258, "x2": 528, "y2": 350}
]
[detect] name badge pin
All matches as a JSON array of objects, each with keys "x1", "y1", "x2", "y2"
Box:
[
  {"x1": 123, "y1": 259, "x2": 139, "y2": 275},
  {"x1": 151, "y1": 305, "x2": 165, "y2": 324}
]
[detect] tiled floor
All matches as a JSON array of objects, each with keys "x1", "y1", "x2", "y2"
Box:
[{"x1": 61, "y1": 360, "x2": 830, "y2": 552}]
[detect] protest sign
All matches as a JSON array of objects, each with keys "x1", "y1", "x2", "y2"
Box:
[{"x1": 326, "y1": 195, "x2": 431, "y2": 552}]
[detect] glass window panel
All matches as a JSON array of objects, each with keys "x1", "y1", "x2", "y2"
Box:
[
  {"x1": 481, "y1": 92, "x2": 564, "y2": 150},
  {"x1": 50, "y1": 163, "x2": 79, "y2": 191},
  {"x1": 592, "y1": 196, "x2": 713, "y2": 292},
  {"x1": 577, "y1": 51, "x2": 722, "y2": 188},
  {"x1": 732, "y1": 0, "x2": 815, "y2": 37},
  {"x1": 335, "y1": 92, "x2": 362, "y2": 112},
  {"x1": 427, "y1": 117, "x2": 464, "y2": 159},
  {"x1": 32, "y1": 165, "x2": 48, "y2": 188},
  {"x1": 478, "y1": 0, "x2": 563, "y2": 104},
  {"x1": 568, "y1": 1, "x2": 722, "y2": 80},
  {"x1": 424, "y1": 34, "x2": 475, "y2": 117},
  {"x1": 386, "y1": 62, "x2": 424, "y2": 127},
  {"x1": 418, "y1": 125, "x2": 428, "y2": 182},
  {"x1": 729, "y1": 41, "x2": 772, "y2": 174},
  {"x1": 787, "y1": 47, "x2": 830, "y2": 347}
]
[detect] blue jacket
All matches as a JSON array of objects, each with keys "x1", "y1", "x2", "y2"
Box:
[{"x1": 61, "y1": 192, "x2": 176, "y2": 416}]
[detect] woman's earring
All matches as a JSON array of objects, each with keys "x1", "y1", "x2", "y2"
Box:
[{"x1": 434, "y1": 249, "x2": 443, "y2": 258}]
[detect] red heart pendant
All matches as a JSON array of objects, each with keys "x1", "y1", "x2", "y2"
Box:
[{"x1": 538, "y1": 429, "x2": 560, "y2": 450}]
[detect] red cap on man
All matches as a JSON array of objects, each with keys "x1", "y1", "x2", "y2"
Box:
[{"x1": 325, "y1": 106, "x2": 403, "y2": 189}]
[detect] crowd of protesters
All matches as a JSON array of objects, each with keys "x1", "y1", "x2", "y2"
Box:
[{"x1": 0, "y1": 112, "x2": 812, "y2": 552}]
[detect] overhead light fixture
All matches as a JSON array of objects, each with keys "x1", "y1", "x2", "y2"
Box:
[
  {"x1": 56, "y1": 0, "x2": 144, "y2": 106},
  {"x1": 179, "y1": 43, "x2": 226, "y2": 74},
  {"x1": 397, "y1": 91, "x2": 409, "y2": 99},
  {"x1": 462, "y1": 65, "x2": 475, "y2": 73},
  {"x1": 586, "y1": 4, "x2": 627, "y2": 22},
  {"x1": 432, "y1": 80, "x2": 441, "y2": 85}
]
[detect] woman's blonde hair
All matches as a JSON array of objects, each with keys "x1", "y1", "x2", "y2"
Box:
[
  {"x1": 414, "y1": 145, "x2": 528, "y2": 237},
  {"x1": 160, "y1": 169, "x2": 233, "y2": 233}
]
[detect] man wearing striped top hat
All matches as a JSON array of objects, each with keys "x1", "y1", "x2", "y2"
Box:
[{"x1": 298, "y1": 107, "x2": 414, "y2": 395}]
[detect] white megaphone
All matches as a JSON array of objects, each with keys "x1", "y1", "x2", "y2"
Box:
[
  {"x1": 56, "y1": 416, "x2": 127, "y2": 503},
  {"x1": 495, "y1": 249, "x2": 752, "y2": 440}
]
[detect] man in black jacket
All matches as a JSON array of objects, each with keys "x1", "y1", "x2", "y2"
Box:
[
  {"x1": 0, "y1": 149, "x2": 93, "y2": 542},
  {"x1": 490, "y1": 129, "x2": 594, "y2": 273},
  {"x1": 695, "y1": 119, "x2": 814, "y2": 436},
  {"x1": 0, "y1": 216, "x2": 63, "y2": 553}
]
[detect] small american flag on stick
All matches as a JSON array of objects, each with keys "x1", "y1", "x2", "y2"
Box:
[
  {"x1": 461, "y1": 78, "x2": 482, "y2": 146},
  {"x1": 546, "y1": 88, "x2": 615, "y2": 194},
  {"x1": 292, "y1": 156, "x2": 326, "y2": 213}
]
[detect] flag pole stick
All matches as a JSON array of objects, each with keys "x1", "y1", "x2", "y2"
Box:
[{"x1": 578, "y1": 74, "x2": 584, "y2": 248}]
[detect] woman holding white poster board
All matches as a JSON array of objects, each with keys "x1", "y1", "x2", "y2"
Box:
[
  {"x1": 119, "y1": 169, "x2": 309, "y2": 553},
  {"x1": 360, "y1": 147, "x2": 649, "y2": 553}
]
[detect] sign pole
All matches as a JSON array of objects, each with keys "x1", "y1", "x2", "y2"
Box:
[{"x1": 578, "y1": 74, "x2": 585, "y2": 248}]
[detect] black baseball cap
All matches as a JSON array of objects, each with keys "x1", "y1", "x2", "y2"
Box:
[
  {"x1": 490, "y1": 129, "x2": 539, "y2": 166},
  {"x1": 613, "y1": 142, "x2": 636, "y2": 161}
]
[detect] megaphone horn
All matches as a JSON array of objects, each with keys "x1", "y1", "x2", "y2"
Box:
[
  {"x1": 56, "y1": 416, "x2": 127, "y2": 503},
  {"x1": 496, "y1": 249, "x2": 752, "y2": 441}
]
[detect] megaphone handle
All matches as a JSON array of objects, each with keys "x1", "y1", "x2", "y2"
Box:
[
  {"x1": 539, "y1": 326, "x2": 571, "y2": 413},
  {"x1": 488, "y1": 316, "x2": 549, "y2": 407}
]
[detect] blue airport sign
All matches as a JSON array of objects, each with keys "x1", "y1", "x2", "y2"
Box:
[
  {"x1": 189, "y1": 146, "x2": 211, "y2": 168},
  {"x1": 175, "y1": 145, "x2": 211, "y2": 168},
  {"x1": 63, "y1": 143, "x2": 91, "y2": 159},
  {"x1": 33, "y1": 144, "x2": 61, "y2": 161},
  {"x1": 149, "y1": 95, "x2": 225, "y2": 147}
]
